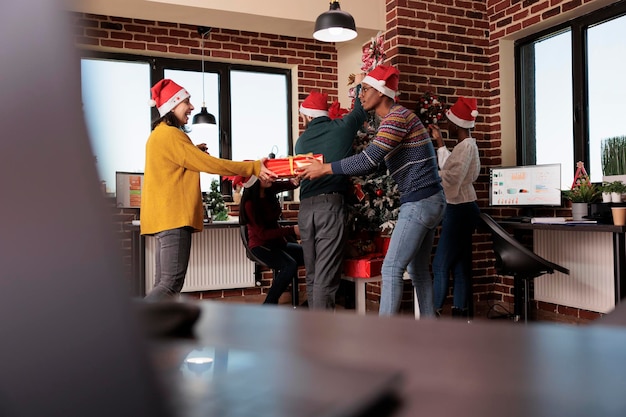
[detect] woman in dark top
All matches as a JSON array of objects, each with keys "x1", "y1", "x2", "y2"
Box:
[{"x1": 239, "y1": 176, "x2": 303, "y2": 304}]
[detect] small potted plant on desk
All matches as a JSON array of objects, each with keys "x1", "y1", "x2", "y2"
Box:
[
  {"x1": 603, "y1": 180, "x2": 626, "y2": 203},
  {"x1": 562, "y1": 176, "x2": 600, "y2": 220}
]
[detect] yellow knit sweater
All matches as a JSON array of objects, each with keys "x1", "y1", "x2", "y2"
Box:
[{"x1": 140, "y1": 123, "x2": 260, "y2": 235}]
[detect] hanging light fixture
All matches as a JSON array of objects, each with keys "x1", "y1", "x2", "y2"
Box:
[
  {"x1": 192, "y1": 26, "x2": 216, "y2": 125},
  {"x1": 313, "y1": 1, "x2": 357, "y2": 43}
]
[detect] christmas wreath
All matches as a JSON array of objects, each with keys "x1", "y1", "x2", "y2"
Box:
[{"x1": 417, "y1": 92, "x2": 444, "y2": 126}]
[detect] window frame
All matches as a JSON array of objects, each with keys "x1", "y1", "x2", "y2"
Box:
[
  {"x1": 514, "y1": 1, "x2": 626, "y2": 173},
  {"x1": 80, "y1": 50, "x2": 293, "y2": 198}
]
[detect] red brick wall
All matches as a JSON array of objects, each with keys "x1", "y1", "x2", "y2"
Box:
[{"x1": 74, "y1": 1, "x2": 607, "y2": 320}]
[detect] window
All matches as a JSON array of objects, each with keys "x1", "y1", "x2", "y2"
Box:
[
  {"x1": 81, "y1": 53, "x2": 291, "y2": 195},
  {"x1": 230, "y1": 70, "x2": 289, "y2": 162},
  {"x1": 81, "y1": 58, "x2": 151, "y2": 194},
  {"x1": 516, "y1": 1, "x2": 626, "y2": 187}
]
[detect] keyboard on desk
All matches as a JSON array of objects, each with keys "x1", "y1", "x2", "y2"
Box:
[{"x1": 505, "y1": 216, "x2": 532, "y2": 223}]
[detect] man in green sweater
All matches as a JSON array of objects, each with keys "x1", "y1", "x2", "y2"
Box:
[{"x1": 294, "y1": 85, "x2": 367, "y2": 309}]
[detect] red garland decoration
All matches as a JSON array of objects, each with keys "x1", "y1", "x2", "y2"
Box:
[{"x1": 361, "y1": 32, "x2": 386, "y2": 73}]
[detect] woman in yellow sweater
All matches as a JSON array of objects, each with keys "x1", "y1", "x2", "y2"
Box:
[{"x1": 142, "y1": 79, "x2": 275, "y2": 299}]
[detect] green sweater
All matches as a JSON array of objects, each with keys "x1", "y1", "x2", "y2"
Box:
[
  {"x1": 295, "y1": 96, "x2": 367, "y2": 199},
  {"x1": 140, "y1": 123, "x2": 259, "y2": 235}
]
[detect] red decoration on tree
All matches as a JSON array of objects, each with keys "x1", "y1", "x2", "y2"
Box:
[
  {"x1": 360, "y1": 31, "x2": 386, "y2": 73},
  {"x1": 354, "y1": 183, "x2": 365, "y2": 201},
  {"x1": 375, "y1": 189, "x2": 384, "y2": 197}
]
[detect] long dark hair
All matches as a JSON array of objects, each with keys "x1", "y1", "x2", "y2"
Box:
[
  {"x1": 151, "y1": 108, "x2": 191, "y2": 132},
  {"x1": 239, "y1": 180, "x2": 281, "y2": 226}
]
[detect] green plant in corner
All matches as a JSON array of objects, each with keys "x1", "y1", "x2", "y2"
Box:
[{"x1": 601, "y1": 135, "x2": 626, "y2": 176}]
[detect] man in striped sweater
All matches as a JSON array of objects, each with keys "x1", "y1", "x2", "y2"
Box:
[{"x1": 298, "y1": 65, "x2": 446, "y2": 317}]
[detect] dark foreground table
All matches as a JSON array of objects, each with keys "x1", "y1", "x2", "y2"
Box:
[{"x1": 151, "y1": 301, "x2": 626, "y2": 417}]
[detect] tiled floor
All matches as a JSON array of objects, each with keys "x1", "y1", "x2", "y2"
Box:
[{"x1": 210, "y1": 291, "x2": 596, "y2": 325}]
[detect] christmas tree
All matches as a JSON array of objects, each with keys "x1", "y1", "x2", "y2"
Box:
[
  {"x1": 203, "y1": 179, "x2": 229, "y2": 221},
  {"x1": 347, "y1": 113, "x2": 400, "y2": 234},
  {"x1": 346, "y1": 32, "x2": 400, "y2": 235}
]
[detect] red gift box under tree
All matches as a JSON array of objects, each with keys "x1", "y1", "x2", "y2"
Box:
[{"x1": 344, "y1": 253, "x2": 384, "y2": 278}]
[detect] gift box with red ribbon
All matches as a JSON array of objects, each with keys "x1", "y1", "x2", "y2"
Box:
[
  {"x1": 265, "y1": 154, "x2": 324, "y2": 178},
  {"x1": 343, "y1": 253, "x2": 384, "y2": 278}
]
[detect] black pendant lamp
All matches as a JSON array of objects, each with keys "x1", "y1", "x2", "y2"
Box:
[
  {"x1": 313, "y1": 1, "x2": 357, "y2": 43},
  {"x1": 192, "y1": 27, "x2": 216, "y2": 125}
]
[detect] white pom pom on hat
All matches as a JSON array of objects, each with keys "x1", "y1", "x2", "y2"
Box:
[{"x1": 446, "y1": 97, "x2": 479, "y2": 129}]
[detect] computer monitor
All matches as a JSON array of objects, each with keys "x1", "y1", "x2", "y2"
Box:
[
  {"x1": 489, "y1": 164, "x2": 562, "y2": 212},
  {"x1": 116, "y1": 171, "x2": 144, "y2": 208}
]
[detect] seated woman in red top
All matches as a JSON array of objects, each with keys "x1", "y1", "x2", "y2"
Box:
[{"x1": 239, "y1": 175, "x2": 303, "y2": 304}]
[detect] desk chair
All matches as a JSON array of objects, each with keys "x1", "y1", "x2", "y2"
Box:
[
  {"x1": 480, "y1": 213, "x2": 570, "y2": 323},
  {"x1": 239, "y1": 225, "x2": 300, "y2": 308}
]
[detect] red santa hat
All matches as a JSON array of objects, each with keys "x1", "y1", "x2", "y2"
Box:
[
  {"x1": 362, "y1": 64, "x2": 400, "y2": 99},
  {"x1": 239, "y1": 175, "x2": 258, "y2": 188},
  {"x1": 149, "y1": 79, "x2": 190, "y2": 117},
  {"x1": 299, "y1": 91, "x2": 329, "y2": 118},
  {"x1": 224, "y1": 163, "x2": 258, "y2": 188},
  {"x1": 446, "y1": 97, "x2": 479, "y2": 129}
]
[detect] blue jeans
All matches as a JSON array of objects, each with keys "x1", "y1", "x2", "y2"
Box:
[
  {"x1": 379, "y1": 191, "x2": 446, "y2": 317},
  {"x1": 433, "y1": 202, "x2": 480, "y2": 310},
  {"x1": 251, "y1": 242, "x2": 304, "y2": 304},
  {"x1": 145, "y1": 227, "x2": 193, "y2": 300}
]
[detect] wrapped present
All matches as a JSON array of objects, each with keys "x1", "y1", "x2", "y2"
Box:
[
  {"x1": 265, "y1": 154, "x2": 324, "y2": 178},
  {"x1": 374, "y1": 236, "x2": 391, "y2": 256},
  {"x1": 344, "y1": 253, "x2": 384, "y2": 278}
]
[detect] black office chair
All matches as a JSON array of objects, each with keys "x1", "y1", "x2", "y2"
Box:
[
  {"x1": 480, "y1": 213, "x2": 570, "y2": 323},
  {"x1": 239, "y1": 225, "x2": 300, "y2": 308}
]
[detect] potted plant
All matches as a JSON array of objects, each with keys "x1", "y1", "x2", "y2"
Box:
[
  {"x1": 599, "y1": 182, "x2": 613, "y2": 203},
  {"x1": 601, "y1": 135, "x2": 626, "y2": 184},
  {"x1": 607, "y1": 180, "x2": 626, "y2": 203},
  {"x1": 562, "y1": 175, "x2": 600, "y2": 220}
]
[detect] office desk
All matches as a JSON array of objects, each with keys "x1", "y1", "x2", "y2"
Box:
[
  {"x1": 154, "y1": 301, "x2": 626, "y2": 417},
  {"x1": 499, "y1": 222, "x2": 626, "y2": 310}
]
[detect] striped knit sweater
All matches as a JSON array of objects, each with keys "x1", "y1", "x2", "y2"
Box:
[{"x1": 331, "y1": 104, "x2": 442, "y2": 204}]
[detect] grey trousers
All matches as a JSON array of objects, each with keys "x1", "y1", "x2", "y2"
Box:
[
  {"x1": 298, "y1": 194, "x2": 347, "y2": 310},
  {"x1": 145, "y1": 226, "x2": 193, "y2": 300}
]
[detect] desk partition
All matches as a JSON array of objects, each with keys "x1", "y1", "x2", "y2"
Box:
[{"x1": 499, "y1": 221, "x2": 626, "y2": 313}]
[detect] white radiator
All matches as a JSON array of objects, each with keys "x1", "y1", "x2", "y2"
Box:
[
  {"x1": 144, "y1": 227, "x2": 255, "y2": 292},
  {"x1": 534, "y1": 230, "x2": 615, "y2": 313}
]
